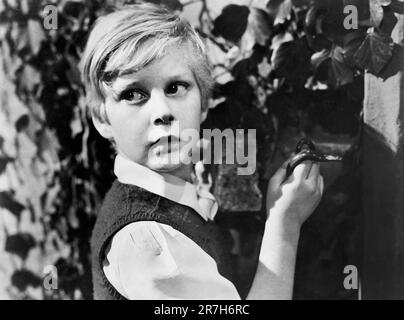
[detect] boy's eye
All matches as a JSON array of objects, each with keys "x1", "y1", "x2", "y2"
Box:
[
  {"x1": 166, "y1": 82, "x2": 190, "y2": 96},
  {"x1": 120, "y1": 89, "x2": 147, "y2": 104}
]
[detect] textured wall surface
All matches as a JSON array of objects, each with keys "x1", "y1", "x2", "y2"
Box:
[{"x1": 363, "y1": 16, "x2": 404, "y2": 299}]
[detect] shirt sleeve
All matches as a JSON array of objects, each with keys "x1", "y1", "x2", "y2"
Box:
[{"x1": 103, "y1": 221, "x2": 241, "y2": 300}]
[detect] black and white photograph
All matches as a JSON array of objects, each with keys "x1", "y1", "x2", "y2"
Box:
[{"x1": 0, "y1": 0, "x2": 403, "y2": 303}]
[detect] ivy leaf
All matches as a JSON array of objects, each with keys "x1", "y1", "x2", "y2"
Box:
[
  {"x1": 250, "y1": 0, "x2": 272, "y2": 11},
  {"x1": 0, "y1": 22, "x2": 7, "y2": 40},
  {"x1": 353, "y1": 32, "x2": 394, "y2": 75},
  {"x1": 70, "y1": 108, "x2": 83, "y2": 137},
  {"x1": 20, "y1": 64, "x2": 41, "y2": 93},
  {"x1": 305, "y1": 5, "x2": 326, "y2": 36},
  {"x1": 11, "y1": 269, "x2": 42, "y2": 291},
  {"x1": 54, "y1": 257, "x2": 81, "y2": 295},
  {"x1": 258, "y1": 56, "x2": 272, "y2": 78},
  {"x1": 15, "y1": 114, "x2": 30, "y2": 132},
  {"x1": 166, "y1": 0, "x2": 184, "y2": 11},
  {"x1": 5, "y1": 233, "x2": 37, "y2": 260},
  {"x1": 391, "y1": 0, "x2": 404, "y2": 14},
  {"x1": 304, "y1": 6, "x2": 332, "y2": 51},
  {"x1": 266, "y1": 0, "x2": 285, "y2": 19},
  {"x1": 311, "y1": 46, "x2": 355, "y2": 87},
  {"x1": 10, "y1": 23, "x2": 29, "y2": 53},
  {"x1": 246, "y1": 7, "x2": 273, "y2": 46},
  {"x1": 0, "y1": 192, "x2": 25, "y2": 219},
  {"x1": 378, "y1": 5, "x2": 398, "y2": 35},
  {"x1": 27, "y1": 19, "x2": 45, "y2": 56},
  {"x1": 311, "y1": 49, "x2": 331, "y2": 82},
  {"x1": 271, "y1": 31, "x2": 294, "y2": 52},
  {"x1": 212, "y1": 5, "x2": 250, "y2": 44},
  {"x1": 272, "y1": 37, "x2": 312, "y2": 87},
  {"x1": 369, "y1": 0, "x2": 391, "y2": 28},
  {"x1": 20, "y1": 0, "x2": 30, "y2": 15},
  {"x1": 0, "y1": 156, "x2": 13, "y2": 174},
  {"x1": 267, "y1": 0, "x2": 285, "y2": 13},
  {"x1": 341, "y1": 30, "x2": 368, "y2": 67},
  {"x1": 144, "y1": 0, "x2": 183, "y2": 11},
  {"x1": 273, "y1": 0, "x2": 293, "y2": 25},
  {"x1": 239, "y1": 26, "x2": 256, "y2": 57},
  {"x1": 329, "y1": 46, "x2": 355, "y2": 87},
  {"x1": 291, "y1": 0, "x2": 313, "y2": 9},
  {"x1": 66, "y1": 55, "x2": 82, "y2": 87},
  {"x1": 62, "y1": 0, "x2": 87, "y2": 18}
]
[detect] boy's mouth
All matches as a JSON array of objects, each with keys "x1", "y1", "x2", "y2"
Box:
[{"x1": 150, "y1": 135, "x2": 181, "y2": 152}]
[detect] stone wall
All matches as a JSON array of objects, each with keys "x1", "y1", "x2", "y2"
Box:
[{"x1": 362, "y1": 15, "x2": 404, "y2": 299}]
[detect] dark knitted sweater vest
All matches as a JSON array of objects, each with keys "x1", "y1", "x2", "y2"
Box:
[{"x1": 91, "y1": 180, "x2": 235, "y2": 300}]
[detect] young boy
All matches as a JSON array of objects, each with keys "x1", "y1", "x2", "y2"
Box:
[{"x1": 80, "y1": 3, "x2": 323, "y2": 300}]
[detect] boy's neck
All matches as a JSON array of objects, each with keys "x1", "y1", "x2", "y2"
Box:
[{"x1": 166, "y1": 163, "x2": 193, "y2": 183}]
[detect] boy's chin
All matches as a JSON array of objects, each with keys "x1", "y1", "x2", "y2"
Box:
[{"x1": 146, "y1": 154, "x2": 187, "y2": 173}]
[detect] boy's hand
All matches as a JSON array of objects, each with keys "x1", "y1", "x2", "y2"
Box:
[{"x1": 266, "y1": 160, "x2": 324, "y2": 227}]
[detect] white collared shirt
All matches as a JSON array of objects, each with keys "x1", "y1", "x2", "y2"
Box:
[
  {"x1": 102, "y1": 155, "x2": 240, "y2": 299},
  {"x1": 114, "y1": 154, "x2": 218, "y2": 221}
]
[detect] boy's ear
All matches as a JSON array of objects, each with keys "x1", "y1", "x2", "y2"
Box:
[{"x1": 92, "y1": 112, "x2": 114, "y2": 140}]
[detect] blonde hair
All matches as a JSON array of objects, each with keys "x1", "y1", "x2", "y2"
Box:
[{"x1": 80, "y1": 2, "x2": 214, "y2": 122}]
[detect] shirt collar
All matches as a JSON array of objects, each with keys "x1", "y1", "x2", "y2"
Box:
[{"x1": 114, "y1": 154, "x2": 217, "y2": 221}]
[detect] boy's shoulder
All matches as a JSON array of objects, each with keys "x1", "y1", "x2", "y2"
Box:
[
  {"x1": 94, "y1": 180, "x2": 160, "y2": 231},
  {"x1": 91, "y1": 180, "x2": 161, "y2": 258},
  {"x1": 93, "y1": 179, "x2": 211, "y2": 242},
  {"x1": 101, "y1": 179, "x2": 158, "y2": 210}
]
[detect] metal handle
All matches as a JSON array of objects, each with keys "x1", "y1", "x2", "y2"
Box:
[{"x1": 285, "y1": 138, "x2": 343, "y2": 178}]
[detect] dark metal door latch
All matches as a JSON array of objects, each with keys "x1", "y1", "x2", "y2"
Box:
[{"x1": 285, "y1": 138, "x2": 343, "y2": 178}]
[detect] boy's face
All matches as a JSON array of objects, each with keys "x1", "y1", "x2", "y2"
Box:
[{"x1": 96, "y1": 46, "x2": 202, "y2": 173}]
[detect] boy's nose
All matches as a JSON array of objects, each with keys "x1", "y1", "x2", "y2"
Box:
[
  {"x1": 155, "y1": 114, "x2": 174, "y2": 125},
  {"x1": 149, "y1": 91, "x2": 175, "y2": 126}
]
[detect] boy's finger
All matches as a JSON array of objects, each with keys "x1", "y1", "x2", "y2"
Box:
[
  {"x1": 318, "y1": 174, "x2": 324, "y2": 195},
  {"x1": 316, "y1": 174, "x2": 324, "y2": 196},
  {"x1": 305, "y1": 161, "x2": 313, "y2": 179},
  {"x1": 307, "y1": 162, "x2": 320, "y2": 179},
  {"x1": 293, "y1": 161, "x2": 312, "y2": 182}
]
